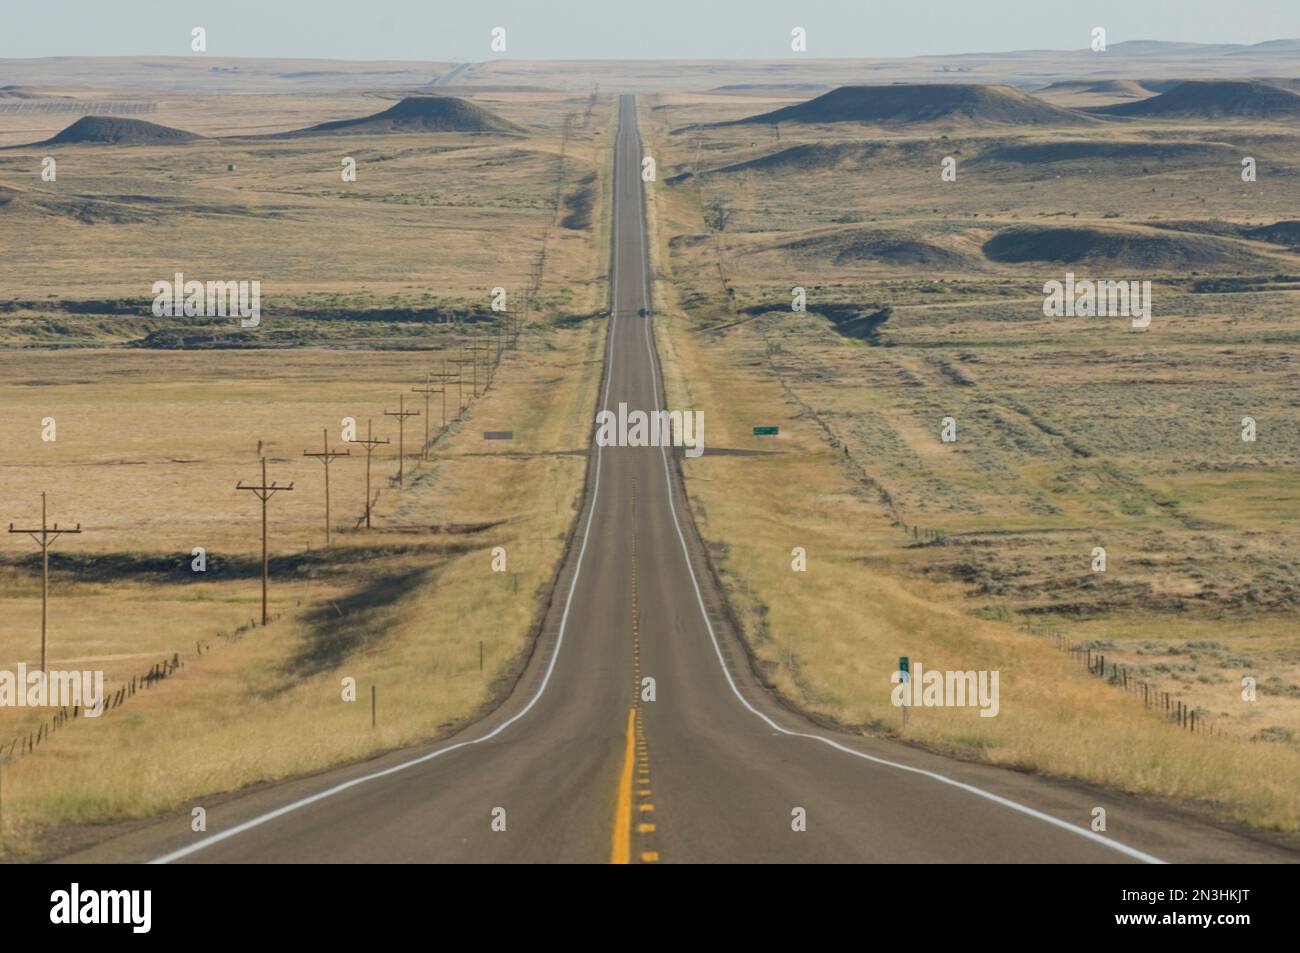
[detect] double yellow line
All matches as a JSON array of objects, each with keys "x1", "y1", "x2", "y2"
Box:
[
  {"x1": 612, "y1": 706, "x2": 659, "y2": 864},
  {"x1": 611, "y1": 707, "x2": 637, "y2": 864}
]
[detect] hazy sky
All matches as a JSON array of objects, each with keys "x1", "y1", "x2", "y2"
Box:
[{"x1": 2, "y1": 0, "x2": 1296, "y2": 60}]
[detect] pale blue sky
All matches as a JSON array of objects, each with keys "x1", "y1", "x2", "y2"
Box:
[{"x1": 1, "y1": 0, "x2": 1296, "y2": 60}]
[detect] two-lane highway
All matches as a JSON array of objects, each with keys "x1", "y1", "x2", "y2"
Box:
[{"x1": 59, "y1": 96, "x2": 1300, "y2": 865}]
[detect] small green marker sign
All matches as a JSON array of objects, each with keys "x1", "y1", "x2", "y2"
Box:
[
  {"x1": 753, "y1": 426, "x2": 779, "y2": 436},
  {"x1": 899, "y1": 656, "x2": 911, "y2": 727}
]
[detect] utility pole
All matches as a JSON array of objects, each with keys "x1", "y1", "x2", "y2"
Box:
[
  {"x1": 383, "y1": 394, "x2": 420, "y2": 487},
  {"x1": 235, "y1": 458, "x2": 293, "y2": 627},
  {"x1": 411, "y1": 372, "x2": 446, "y2": 460},
  {"x1": 451, "y1": 355, "x2": 475, "y2": 409},
  {"x1": 349, "y1": 419, "x2": 390, "y2": 530},
  {"x1": 467, "y1": 334, "x2": 493, "y2": 393},
  {"x1": 520, "y1": 256, "x2": 543, "y2": 350},
  {"x1": 468, "y1": 333, "x2": 480, "y2": 397},
  {"x1": 302, "y1": 429, "x2": 350, "y2": 544},
  {"x1": 429, "y1": 359, "x2": 457, "y2": 428},
  {"x1": 452, "y1": 357, "x2": 466, "y2": 411},
  {"x1": 8, "y1": 492, "x2": 83, "y2": 672}
]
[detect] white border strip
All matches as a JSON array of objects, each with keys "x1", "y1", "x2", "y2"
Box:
[{"x1": 629, "y1": 102, "x2": 1165, "y2": 866}]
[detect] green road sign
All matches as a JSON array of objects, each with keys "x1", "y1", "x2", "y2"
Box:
[{"x1": 753, "y1": 426, "x2": 779, "y2": 436}]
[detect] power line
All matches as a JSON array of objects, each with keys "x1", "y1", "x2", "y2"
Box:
[
  {"x1": 411, "y1": 372, "x2": 446, "y2": 461},
  {"x1": 8, "y1": 492, "x2": 83, "y2": 672},
  {"x1": 235, "y1": 457, "x2": 294, "y2": 627},
  {"x1": 466, "y1": 337, "x2": 494, "y2": 392},
  {"x1": 302, "y1": 429, "x2": 350, "y2": 544},
  {"x1": 383, "y1": 394, "x2": 420, "y2": 487},
  {"x1": 348, "y1": 418, "x2": 390, "y2": 530},
  {"x1": 426, "y1": 358, "x2": 459, "y2": 426}
]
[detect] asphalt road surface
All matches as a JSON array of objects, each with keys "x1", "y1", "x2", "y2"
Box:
[{"x1": 60, "y1": 96, "x2": 1300, "y2": 865}]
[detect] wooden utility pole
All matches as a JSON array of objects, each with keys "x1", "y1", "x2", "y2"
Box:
[
  {"x1": 303, "y1": 429, "x2": 350, "y2": 544},
  {"x1": 450, "y1": 356, "x2": 467, "y2": 411},
  {"x1": 348, "y1": 419, "x2": 390, "y2": 530},
  {"x1": 467, "y1": 335, "x2": 493, "y2": 393},
  {"x1": 8, "y1": 492, "x2": 83, "y2": 672},
  {"x1": 472, "y1": 329, "x2": 500, "y2": 389},
  {"x1": 467, "y1": 334, "x2": 480, "y2": 398},
  {"x1": 383, "y1": 394, "x2": 420, "y2": 487},
  {"x1": 411, "y1": 372, "x2": 446, "y2": 460},
  {"x1": 519, "y1": 256, "x2": 543, "y2": 350},
  {"x1": 235, "y1": 458, "x2": 293, "y2": 626},
  {"x1": 428, "y1": 359, "x2": 457, "y2": 427},
  {"x1": 454, "y1": 353, "x2": 480, "y2": 405}
]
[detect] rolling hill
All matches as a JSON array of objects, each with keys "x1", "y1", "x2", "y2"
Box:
[
  {"x1": 720, "y1": 84, "x2": 1094, "y2": 126},
  {"x1": 982, "y1": 224, "x2": 1286, "y2": 270},
  {"x1": 282, "y1": 96, "x2": 526, "y2": 136},
  {"x1": 1096, "y1": 80, "x2": 1300, "y2": 118},
  {"x1": 32, "y1": 116, "x2": 199, "y2": 146}
]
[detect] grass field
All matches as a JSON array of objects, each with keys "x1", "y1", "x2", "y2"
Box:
[{"x1": 0, "y1": 322, "x2": 608, "y2": 858}]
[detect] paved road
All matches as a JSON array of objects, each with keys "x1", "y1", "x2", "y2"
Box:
[{"x1": 59, "y1": 96, "x2": 1300, "y2": 865}]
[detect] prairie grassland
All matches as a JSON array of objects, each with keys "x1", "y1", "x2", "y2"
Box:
[
  {"x1": 0, "y1": 88, "x2": 603, "y2": 314},
  {"x1": 0, "y1": 92, "x2": 614, "y2": 857},
  {"x1": 641, "y1": 94, "x2": 1300, "y2": 831},
  {"x1": 0, "y1": 316, "x2": 604, "y2": 856}
]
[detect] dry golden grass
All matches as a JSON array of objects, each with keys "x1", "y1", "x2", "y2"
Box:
[
  {"x1": 0, "y1": 314, "x2": 605, "y2": 856},
  {"x1": 0, "y1": 89, "x2": 605, "y2": 307}
]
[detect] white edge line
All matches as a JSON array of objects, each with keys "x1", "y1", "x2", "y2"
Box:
[
  {"x1": 148, "y1": 104, "x2": 634, "y2": 865},
  {"x1": 628, "y1": 101, "x2": 1166, "y2": 867}
]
